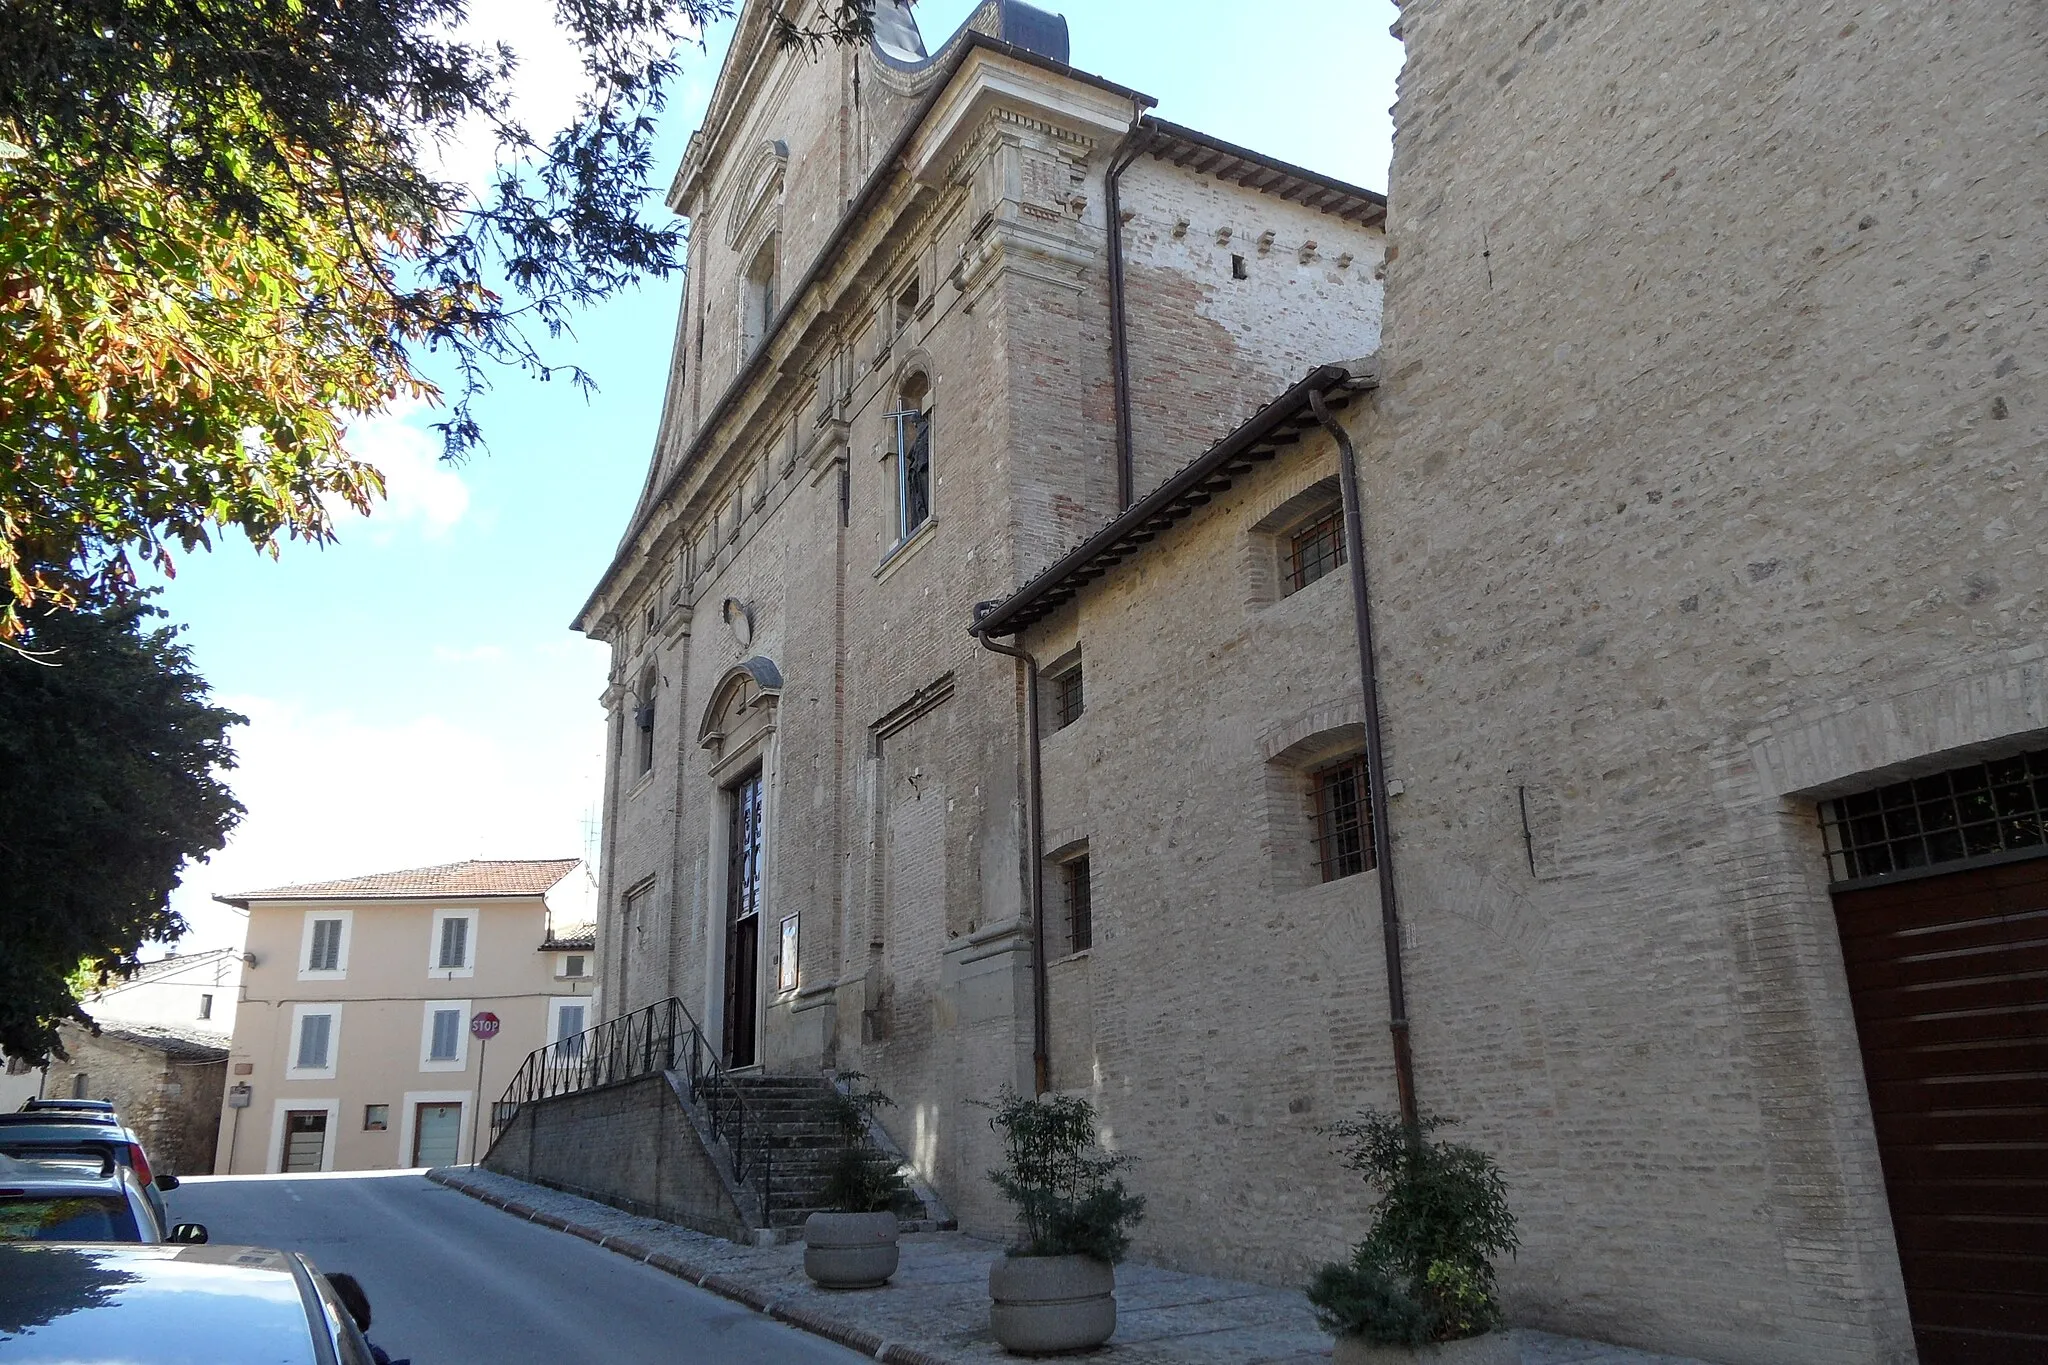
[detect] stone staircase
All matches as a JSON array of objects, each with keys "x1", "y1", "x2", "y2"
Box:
[{"x1": 708, "y1": 1075, "x2": 950, "y2": 1237}]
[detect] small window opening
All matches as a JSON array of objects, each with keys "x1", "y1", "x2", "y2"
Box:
[
  {"x1": 889, "y1": 374, "x2": 931, "y2": 544},
  {"x1": 1231, "y1": 253, "x2": 1248, "y2": 280},
  {"x1": 1287, "y1": 507, "x2": 1348, "y2": 595},
  {"x1": 564, "y1": 954, "x2": 587, "y2": 978},
  {"x1": 1062, "y1": 855, "x2": 1092, "y2": 953},
  {"x1": 743, "y1": 234, "x2": 779, "y2": 355},
  {"x1": 364, "y1": 1104, "x2": 389, "y2": 1132},
  {"x1": 1820, "y1": 746, "x2": 2048, "y2": 883},
  {"x1": 197, "y1": 993, "x2": 213, "y2": 1020},
  {"x1": 1311, "y1": 755, "x2": 1376, "y2": 882},
  {"x1": 895, "y1": 274, "x2": 921, "y2": 331},
  {"x1": 635, "y1": 665, "x2": 658, "y2": 776},
  {"x1": 1053, "y1": 664, "x2": 1084, "y2": 730}
]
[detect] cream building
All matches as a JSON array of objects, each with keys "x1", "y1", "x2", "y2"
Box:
[{"x1": 213, "y1": 860, "x2": 596, "y2": 1175}]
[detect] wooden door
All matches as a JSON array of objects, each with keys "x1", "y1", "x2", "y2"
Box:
[
  {"x1": 282, "y1": 1111, "x2": 327, "y2": 1173},
  {"x1": 412, "y1": 1103, "x2": 462, "y2": 1168},
  {"x1": 1833, "y1": 856, "x2": 2048, "y2": 1364},
  {"x1": 723, "y1": 770, "x2": 764, "y2": 1068}
]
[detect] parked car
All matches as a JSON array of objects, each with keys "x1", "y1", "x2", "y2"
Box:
[
  {"x1": 0, "y1": 1117, "x2": 176, "y2": 1229},
  {"x1": 0, "y1": 1151, "x2": 203, "y2": 1244},
  {"x1": 17, "y1": 1099, "x2": 117, "y2": 1119},
  {"x1": 0, "y1": 1242, "x2": 377, "y2": 1365}
]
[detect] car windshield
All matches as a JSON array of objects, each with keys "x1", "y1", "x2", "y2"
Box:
[{"x1": 0, "y1": 1194, "x2": 140, "y2": 1241}]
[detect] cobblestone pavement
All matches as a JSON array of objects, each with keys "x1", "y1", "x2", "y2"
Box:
[{"x1": 429, "y1": 1167, "x2": 1718, "y2": 1365}]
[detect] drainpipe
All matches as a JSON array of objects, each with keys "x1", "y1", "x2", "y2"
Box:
[
  {"x1": 1105, "y1": 106, "x2": 1154, "y2": 512},
  {"x1": 973, "y1": 621, "x2": 1049, "y2": 1096},
  {"x1": 1309, "y1": 387, "x2": 1419, "y2": 1129}
]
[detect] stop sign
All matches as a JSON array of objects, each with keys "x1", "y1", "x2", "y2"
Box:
[{"x1": 470, "y1": 1011, "x2": 501, "y2": 1040}]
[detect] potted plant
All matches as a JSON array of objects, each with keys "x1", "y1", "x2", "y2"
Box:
[
  {"x1": 1308, "y1": 1111, "x2": 1520, "y2": 1364},
  {"x1": 803, "y1": 1073, "x2": 911, "y2": 1289},
  {"x1": 982, "y1": 1087, "x2": 1145, "y2": 1355}
]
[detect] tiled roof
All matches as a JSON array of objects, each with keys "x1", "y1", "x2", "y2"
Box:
[
  {"x1": 105, "y1": 947, "x2": 241, "y2": 988},
  {"x1": 541, "y1": 923, "x2": 597, "y2": 950},
  {"x1": 86, "y1": 1023, "x2": 232, "y2": 1061},
  {"x1": 217, "y1": 859, "x2": 581, "y2": 907}
]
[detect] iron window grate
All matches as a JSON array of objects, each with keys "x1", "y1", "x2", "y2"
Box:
[
  {"x1": 1287, "y1": 508, "x2": 1346, "y2": 595},
  {"x1": 1312, "y1": 756, "x2": 1376, "y2": 882},
  {"x1": 1820, "y1": 746, "x2": 2048, "y2": 883},
  {"x1": 1053, "y1": 666, "x2": 1084, "y2": 729},
  {"x1": 1063, "y1": 856, "x2": 1092, "y2": 953}
]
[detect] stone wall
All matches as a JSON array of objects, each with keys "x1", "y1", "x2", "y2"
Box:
[
  {"x1": 482, "y1": 1073, "x2": 748, "y2": 1241},
  {"x1": 50, "y1": 1029, "x2": 226, "y2": 1178}
]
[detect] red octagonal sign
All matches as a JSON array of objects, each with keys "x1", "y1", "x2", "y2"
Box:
[{"x1": 470, "y1": 1011, "x2": 501, "y2": 1040}]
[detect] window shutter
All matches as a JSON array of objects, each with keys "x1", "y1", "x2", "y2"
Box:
[
  {"x1": 298, "y1": 1014, "x2": 332, "y2": 1069},
  {"x1": 431, "y1": 1009, "x2": 460, "y2": 1060},
  {"x1": 439, "y1": 917, "x2": 469, "y2": 969},
  {"x1": 309, "y1": 920, "x2": 341, "y2": 972},
  {"x1": 558, "y1": 1006, "x2": 585, "y2": 1042}
]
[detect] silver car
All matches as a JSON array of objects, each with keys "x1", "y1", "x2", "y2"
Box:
[
  {"x1": 0, "y1": 1242, "x2": 376, "y2": 1365},
  {"x1": 0, "y1": 1152, "x2": 205, "y2": 1245}
]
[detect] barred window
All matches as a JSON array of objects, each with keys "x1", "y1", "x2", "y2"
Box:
[
  {"x1": 1053, "y1": 665, "x2": 1084, "y2": 729},
  {"x1": 1062, "y1": 855, "x2": 1092, "y2": 953},
  {"x1": 1311, "y1": 756, "x2": 1375, "y2": 882},
  {"x1": 1821, "y1": 747, "x2": 2048, "y2": 883},
  {"x1": 1286, "y1": 508, "x2": 1346, "y2": 595}
]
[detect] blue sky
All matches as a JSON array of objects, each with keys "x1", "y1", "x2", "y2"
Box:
[{"x1": 157, "y1": 0, "x2": 1404, "y2": 952}]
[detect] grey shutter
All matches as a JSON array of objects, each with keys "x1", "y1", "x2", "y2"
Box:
[
  {"x1": 297, "y1": 1014, "x2": 332, "y2": 1069},
  {"x1": 557, "y1": 1006, "x2": 585, "y2": 1042},
  {"x1": 439, "y1": 917, "x2": 469, "y2": 969},
  {"x1": 309, "y1": 920, "x2": 341, "y2": 972},
  {"x1": 430, "y1": 1009, "x2": 460, "y2": 1060}
]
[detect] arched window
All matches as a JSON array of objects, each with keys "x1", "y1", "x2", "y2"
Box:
[{"x1": 888, "y1": 373, "x2": 931, "y2": 544}]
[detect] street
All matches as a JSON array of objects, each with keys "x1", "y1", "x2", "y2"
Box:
[{"x1": 168, "y1": 1171, "x2": 866, "y2": 1364}]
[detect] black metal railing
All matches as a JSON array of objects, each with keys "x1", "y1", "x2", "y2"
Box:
[{"x1": 488, "y1": 997, "x2": 770, "y2": 1222}]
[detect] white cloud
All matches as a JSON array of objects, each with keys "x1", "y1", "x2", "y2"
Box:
[
  {"x1": 169, "y1": 691, "x2": 604, "y2": 953},
  {"x1": 341, "y1": 400, "x2": 470, "y2": 539}
]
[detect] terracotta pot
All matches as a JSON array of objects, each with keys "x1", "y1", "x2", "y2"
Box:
[
  {"x1": 802, "y1": 1210, "x2": 900, "y2": 1289},
  {"x1": 988, "y1": 1253, "x2": 1116, "y2": 1354},
  {"x1": 1332, "y1": 1329, "x2": 1518, "y2": 1365}
]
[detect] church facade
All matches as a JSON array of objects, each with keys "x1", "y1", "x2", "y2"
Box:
[{"x1": 574, "y1": 3, "x2": 2047, "y2": 1363}]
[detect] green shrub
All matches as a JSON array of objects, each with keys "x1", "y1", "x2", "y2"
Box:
[
  {"x1": 981, "y1": 1087, "x2": 1145, "y2": 1263},
  {"x1": 1308, "y1": 1111, "x2": 1518, "y2": 1345},
  {"x1": 820, "y1": 1072, "x2": 911, "y2": 1214}
]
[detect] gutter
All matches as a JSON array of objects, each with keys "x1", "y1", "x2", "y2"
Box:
[
  {"x1": 1308, "y1": 387, "x2": 1418, "y2": 1129},
  {"x1": 1104, "y1": 109, "x2": 1155, "y2": 511}
]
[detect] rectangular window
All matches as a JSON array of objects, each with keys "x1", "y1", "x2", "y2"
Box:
[
  {"x1": 549, "y1": 1000, "x2": 587, "y2": 1061},
  {"x1": 895, "y1": 275, "x2": 921, "y2": 332},
  {"x1": 1053, "y1": 665, "x2": 1085, "y2": 729},
  {"x1": 1062, "y1": 856, "x2": 1092, "y2": 954},
  {"x1": 197, "y1": 993, "x2": 213, "y2": 1020},
  {"x1": 1287, "y1": 508, "x2": 1347, "y2": 595},
  {"x1": 296, "y1": 1013, "x2": 333, "y2": 1071},
  {"x1": 778, "y1": 914, "x2": 800, "y2": 992},
  {"x1": 1820, "y1": 746, "x2": 2048, "y2": 883},
  {"x1": 428, "y1": 1009, "x2": 461, "y2": 1062},
  {"x1": 308, "y1": 919, "x2": 343, "y2": 972},
  {"x1": 1312, "y1": 756, "x2": 1376, "y2": 882},
  {"x1": 635, "y1": 664, "x2": 658, "y2": 777},
  {"x1": 564, "y1": 954, "x2": 587, "y2": 978},
  {"x1": 364, "y1": 1104, "x2": 389, "y2": 1132},
  {"x1": 437, "y1": 917, "x2": 469, "y2": 971}
]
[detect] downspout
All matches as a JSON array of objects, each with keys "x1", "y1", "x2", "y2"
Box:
[
  {"x1": 974, "y1": 622, "x2": 1049, "y2": 1096},
  {"x1": 1105, "y1": 105, "x2": 1153, "y2": 511},
  {"x1": 1309, "y1": 387, "x2": 1419, "y2": 1129}
]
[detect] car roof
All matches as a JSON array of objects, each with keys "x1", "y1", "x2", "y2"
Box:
[
  {"x1": 0, "y1": 1243, "x2": 324, "y2": 1364},
  {"x1": 21, "y1": 1099, "x2": 115, "y2": 1112},
  {"x1": 0, "y1": 1121, "x2": 135, "y2": 1145},
  {"x1": 0, "y1": 1111, "x2": 119, "y2": 1127}
]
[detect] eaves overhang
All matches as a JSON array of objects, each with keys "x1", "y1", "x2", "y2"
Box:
[
  {"x1": 971, "y1": 362, "x2": 1378, "y2": 638},
  {"x1": 1139, "y1": 117, "x2": 1387, "y2": 227}
]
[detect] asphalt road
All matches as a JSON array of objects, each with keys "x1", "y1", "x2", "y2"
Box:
[{"x1": 168, "y1": 1171, "x2": 865, "y2": 1365}]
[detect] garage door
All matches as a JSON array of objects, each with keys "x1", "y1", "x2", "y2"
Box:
[{"x1": 1833, "y1": 856, "x2": 2048, "y2": 1364}]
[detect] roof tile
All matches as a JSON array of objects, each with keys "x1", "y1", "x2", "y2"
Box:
[{"x1": 219, "y1": 859, "x2": 580, "y2": 905}]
